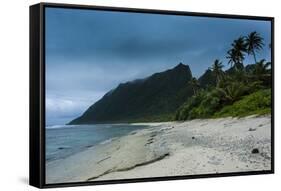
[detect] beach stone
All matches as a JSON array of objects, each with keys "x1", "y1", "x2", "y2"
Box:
[
  {"x1": 249, "y1": 128, "x2": 256, "y2": 131},
  {"x1": 251, "y1": 148, "x2": 259, "y2": 154}
]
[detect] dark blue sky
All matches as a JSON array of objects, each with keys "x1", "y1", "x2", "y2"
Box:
[{"x1": 45, "y1": 7, "x2": 271, "y2": 125}]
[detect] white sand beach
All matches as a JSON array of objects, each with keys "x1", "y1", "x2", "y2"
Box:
[{"x1": 46, "y1": 115, "x2": 271, "y2": 184}]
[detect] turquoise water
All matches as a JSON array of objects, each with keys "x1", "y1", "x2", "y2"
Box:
[{"x1": 46, "y1": 124, "x2": 148, "y2": 163}]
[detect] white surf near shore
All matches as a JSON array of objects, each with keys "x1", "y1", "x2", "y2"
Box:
[{"x1": 46, "y1": 115, "x2": 271, "y2": 184}]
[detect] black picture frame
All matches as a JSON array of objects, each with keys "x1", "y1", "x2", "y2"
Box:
[{"x1": 30, "y1": 2, "x2": 274, "y2": 189}]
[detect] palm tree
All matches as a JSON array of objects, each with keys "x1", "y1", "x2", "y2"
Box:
[
  {"x1": 226, "y1": 49, "x2": 236, "y2": 68},
  {"x1": 245, "y1": 31, "x2": 264, "y2": 64},
  {"x1": 233, "y1": 36, "x2": 247, "y2": 65},
  {"x1": 226, "y1": 36, "x2": 246, "y2": 69},
  {"x1": 216, "y1": 82, "x2": 248, "y2": 104},
  {"x1": 210, "y1": 59, "x2": 224, "y2": 86},
  {"x1": 189, "y1": 77, "x2": 200, "y2": 95}
]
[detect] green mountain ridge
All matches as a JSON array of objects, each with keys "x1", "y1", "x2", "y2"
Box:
[
  {"x1": 69, "y1": 63, "x2": 194, "y2": 124},
  {"x1": 68, "y1": 60, "x2": 271, "y2": 125}
]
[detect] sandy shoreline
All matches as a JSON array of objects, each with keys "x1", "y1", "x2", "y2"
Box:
[{"x1": 46, "y1": 115, "x2": 271, "y2": 184}]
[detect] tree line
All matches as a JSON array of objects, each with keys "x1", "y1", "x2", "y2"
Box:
[{"x1": 175, "y1": 31, "x2": 271, "y2": 120}]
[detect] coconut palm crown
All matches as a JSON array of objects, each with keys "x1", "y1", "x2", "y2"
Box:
[
  {"x1": 210, "y1": 59, "x2": 224, "y2": 86},
  {"x1": 245, "y1": 31, "x2": 264, "y2": 64}
]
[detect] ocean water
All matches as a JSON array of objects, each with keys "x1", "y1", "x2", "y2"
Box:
[{"x1": 46, "y1": 124, "x2": 148, "y2": 163}]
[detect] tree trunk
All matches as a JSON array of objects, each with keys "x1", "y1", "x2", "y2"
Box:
[
  {"x1": 216, "y1": 76, "x2": 220, "y2": 87},
  {"x1": 253, "y1": 50, "x2": 257, "y2": 64}
]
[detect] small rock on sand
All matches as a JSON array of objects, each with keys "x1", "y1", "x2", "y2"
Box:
[{"x1": 251, "y1": 148, "x2": 259, "y2": 154}]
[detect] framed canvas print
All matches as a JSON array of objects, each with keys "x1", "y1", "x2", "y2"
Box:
[{"x1": 29, "y1": 2, "x2": 274, "y2": 188}]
